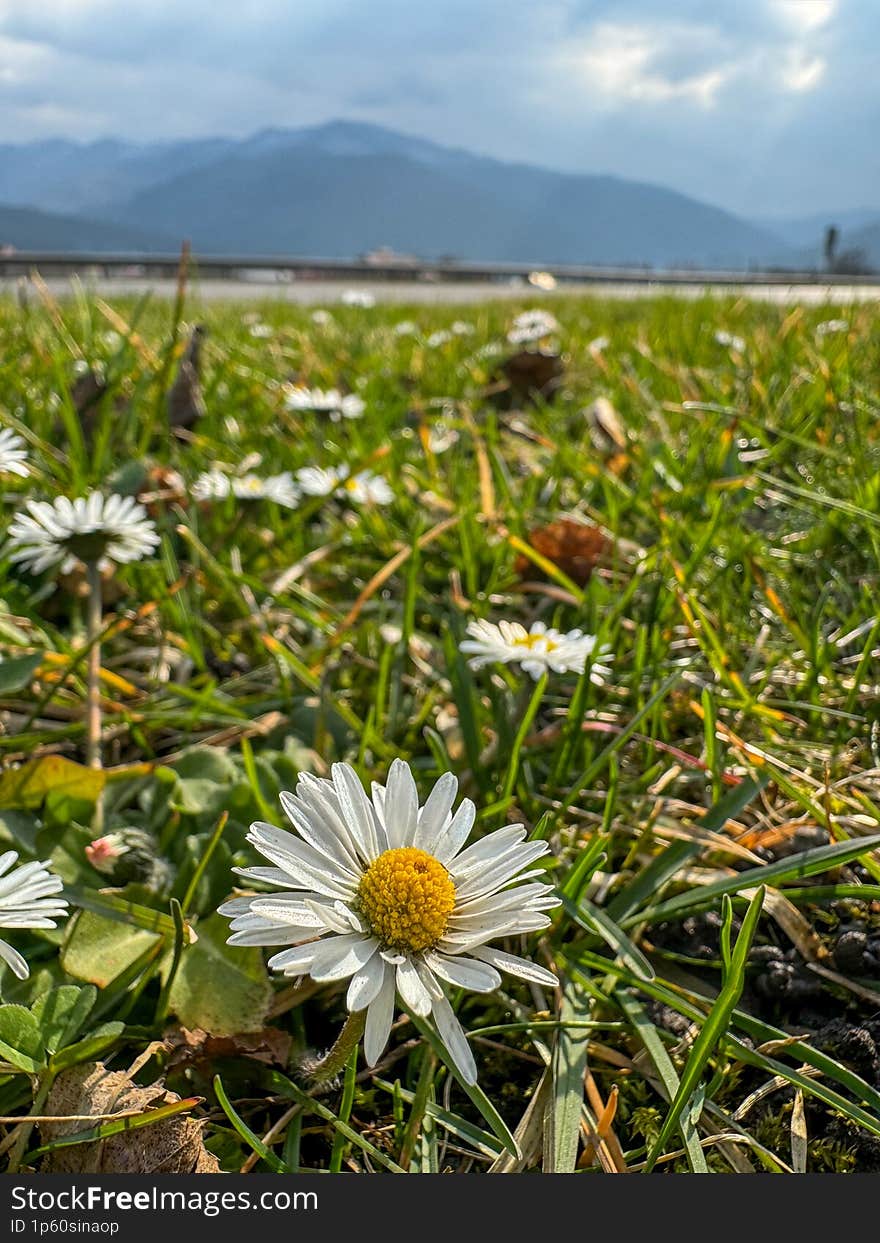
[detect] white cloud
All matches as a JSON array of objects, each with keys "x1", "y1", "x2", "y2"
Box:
[
  {"x1": 577, "y1": 22, "x2": 731, "y2": 108},
  {"x1": 773, "y1": 0, "x2": 837, "y2": 34},
  {"x1": 780, "y1": 48, "x2": 826, "y2": 91}
]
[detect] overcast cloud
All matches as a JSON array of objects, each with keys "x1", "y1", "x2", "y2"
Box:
[{"x1": 0, "y1": 0, "x2": 874, "y2": 215}]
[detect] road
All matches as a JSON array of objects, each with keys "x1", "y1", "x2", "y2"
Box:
[{"x1": 3, "y1": 275, "x2": 879, "y2": 305}]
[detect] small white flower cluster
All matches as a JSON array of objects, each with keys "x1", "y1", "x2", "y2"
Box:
[
  {"x1": 0, "y1": 429, "x2": 29, "y2": 478},
  {"x1": 340, "y1": 289, "x2": 376, "y2": 308},
  {"x1": 815, "y1": 319, "x2": 849, "y2": 338},
  {"x1": 296, "y1": 465, "x2": 394, "y2": 506},
  {"x1": 6, "y1": 492, "x2": 159, "y2": 575},
  {"x1": 192, "y1": 469, "x2": 299, "y2": 509},
  {"x1": 284, "y1": 387, "x2": 366, "y2": 422},
  {"x1": 460, "y1": 619, "x2": 611, "y2": 682},
  {"x1": 714, "y1": 329, "x2": 746, "y2": 352},
  {"x1": 507, "y1": 309, "x2": 560, "y2": 346}
]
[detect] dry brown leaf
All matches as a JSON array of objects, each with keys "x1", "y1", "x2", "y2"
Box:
[
  {"x1": 515, "y1": 518, "x2": 609, "y2": 587},
  {"x1": 41, "y1": 1062, "x2": 219, "y2": 1174},
  {"x1": 492, "y1": 349, "x2": 564, "y2": 407}
]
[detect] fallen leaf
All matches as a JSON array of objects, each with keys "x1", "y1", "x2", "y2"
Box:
[
  {"x1": 41, "y1": 1061, "x2": 219, "y2": 1173},
  {"x1": 492, "y1": 349, "x2": 564, "y2": 407},
  {"x1": 516, "y1": 518, "x2": 609, "y2": 587}
]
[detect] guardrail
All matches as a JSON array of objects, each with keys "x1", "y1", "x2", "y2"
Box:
[{"x1": 0, "y1": 250, "x2": 877, "y2": 287}]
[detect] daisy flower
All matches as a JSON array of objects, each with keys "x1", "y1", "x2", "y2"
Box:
[
  {"x1": 426, "y1": 330, "x2": 452, "y2": 348},
  {"x1": 0, "y1": 429, "x2": 29, "y2": 478},
  {"x1": 816, "y1": 319, "x2": 849, "y2": 338},
  {"x1": 191, "y1": 469, "x2": 233, "y2": 501},
  {"x1": 284, "y1": 387, "x2": 365, "y2": 422},
  {"x1": 507, "y1": 310, "x2": 560, "y2": 346},
  {"x1": 338, "y1": 470, "x2": 394, "y2": 506},
  {"x1": 0, "y1": 851, "x2": 68, "y2": 982},
  {"x1": 393, "y1": 320, "x2": 418, "y2": 336},
  {"x1": 340, "y1": 289, "x2": 376, "y2": 308},
  {"x1": 461, "y1": 619, "x2": 611, "y2": 682},
  {"x1": 6, "y1": 492, "x2": 159, "y2": 575},
  {"x1": 232, "y1": 472, "x2": 299, "y2": 508},
  {"x1": 311, "y1": 309, "x2": 334, "y2": 326},
  {"x1": 220, "y1": 760, "x2": 558, "y2": 1084},
  {"x1": 295, "y1": 465, "x2": 345, "y2": 498},
  {"x1": 294, "y1": 465, "x2": 393, "y2": 506},
  {"x1": 192, "y1": 470, "x2": 299, "y2": 508},
  {"x1": 714, "y1": 329, "x2": 746, "y2": 352}
]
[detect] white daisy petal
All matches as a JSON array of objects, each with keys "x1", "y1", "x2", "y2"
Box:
[
  {"x1": 309, "y1": 934, "x2": 379, "y2": 982},
  {"x1": 364, "y1": 962, "x2": 397, "y2": 1065},
  {"x1": 0, "y1": 938, "x2": 30, "y2": 979},
  {"x1": 470, "y1": 945, "x2": 559, "y2": 988},
  {"x1": 332, "y1": 762, "x2": 387, "y2": 860},
  {"x1": 382, "y1": 758, "x2": 419, "y2": 849},
  {"x1": 432, "y1": 798, "x2": 476, "y2": 866},
  {"x1": 425, "y1": 951, "x2": 501, "y2": 993},
  {"x1": 431, "y1": 991, "x2": 478, "y2": 1085},
  {"x1": 395, "y1": 956, "x2": 433, "y2": 1015},
  {"x1": 0, "y1": 855, "x2": 67, "y2": 980},
  {"x1": 347, "y1": 951, "x2": 388, "y2": 1012},
  {"x1": 413, "y1": 772, "x2": 458, "y2": 853}
]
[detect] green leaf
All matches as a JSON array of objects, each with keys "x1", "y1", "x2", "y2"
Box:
[
  {"x1": 616, "y1": 992, "x2": 708, "y2": 1173},
  {"x1": 50, "y1": 1022, "x2": 125, "y2": 1073},
  {"x1": 65, "y1": 885, "x2": 182, "y2": 937},
  {"x1": 0, "y1": 652, "x2": 44, "y2": 694},
  {"x1": 213, "y1": 1073, "x2": 289, "y2": 1173},
  {"x1": 544, "y1": 979, "x2": 590, "y2": 1173},
  {"x1": 165, "y1": 913, "x2": 270, "y2": 1036},
  {"x1": 0, "y1": 810, "x2": 39, "y2": 854},
  {"x1": 30, "y1": 984, "x2": 96, "y2": 1054},
  {"x1": 564, "y1": 896, "x2": 654, "y2": 982},
  {"x1": 629, "y1": 832, "x2": 880, "y2": 927},
  {"x1": 644, "y1": 887, "x2": 765, "y2": 1171},
  {"x1": 0, "y1": 1003, "x2": 46, "y2": 1073},
  {"x1": 61, "y1": 910, "x2": 162, "y2": 988}
]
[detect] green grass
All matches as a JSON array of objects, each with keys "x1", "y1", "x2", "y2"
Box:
[{"x1": 1, "y1": 286, "x2": 880, "y2": 1173}]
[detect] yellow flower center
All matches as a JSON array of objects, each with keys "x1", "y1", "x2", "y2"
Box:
[
  {"x1": 343, "y1": 477, "x2": 358, "y2": 492},
  {"x1": 512, "y1": 633, "x2": 558, "y2": 653},
  {"x1": 357, "y1": 847, "x2": 456, "y2": 953}
]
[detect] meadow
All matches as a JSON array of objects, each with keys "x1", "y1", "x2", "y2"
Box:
[{"x1": 0, "y1": 281, "x2": 879, "y2": 1174}]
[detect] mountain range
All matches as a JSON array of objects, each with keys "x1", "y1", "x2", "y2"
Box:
[{"x1": 0, "y1": 120, "x2": 875, "y2": 271}]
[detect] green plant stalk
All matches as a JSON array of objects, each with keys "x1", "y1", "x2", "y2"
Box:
[
  {"x1": 153, "y1": 899, "x2": 187, "y2": 1027},
  {"x1": 500, "y1": 672, "x2": 547, "y2": 803},
  {"x1": 302, "y1": 1010, "x2": 366, "y2": 1086},
  {"x1": 328, "y1": 1047, "x2": 359, "y2": 1173},
  {"x1": 6, "y1": 1071, "x2": 53, "y2": 1173},
  {"x1": 180, "y1": 811, "x2": 229, "y2": 916},
  {"x1": 84, "y1": 560, "x2": 103, "y2": 771}
]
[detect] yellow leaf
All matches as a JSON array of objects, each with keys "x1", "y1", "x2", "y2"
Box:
[{"x1": 0, "y1": 756, "x2": 106, "y2": 809}]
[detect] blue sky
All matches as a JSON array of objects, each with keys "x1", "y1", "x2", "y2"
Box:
[{"x1": 0, "y1": 0, "x2": 874, "y2": 216}]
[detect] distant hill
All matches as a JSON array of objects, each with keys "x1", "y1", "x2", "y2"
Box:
[
  {"x1": 0, "y1": 119, "x2": 815, "y2": 268},
  {"x1": 0, "y1": 203, "x2": 169, "y2": 253}
]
